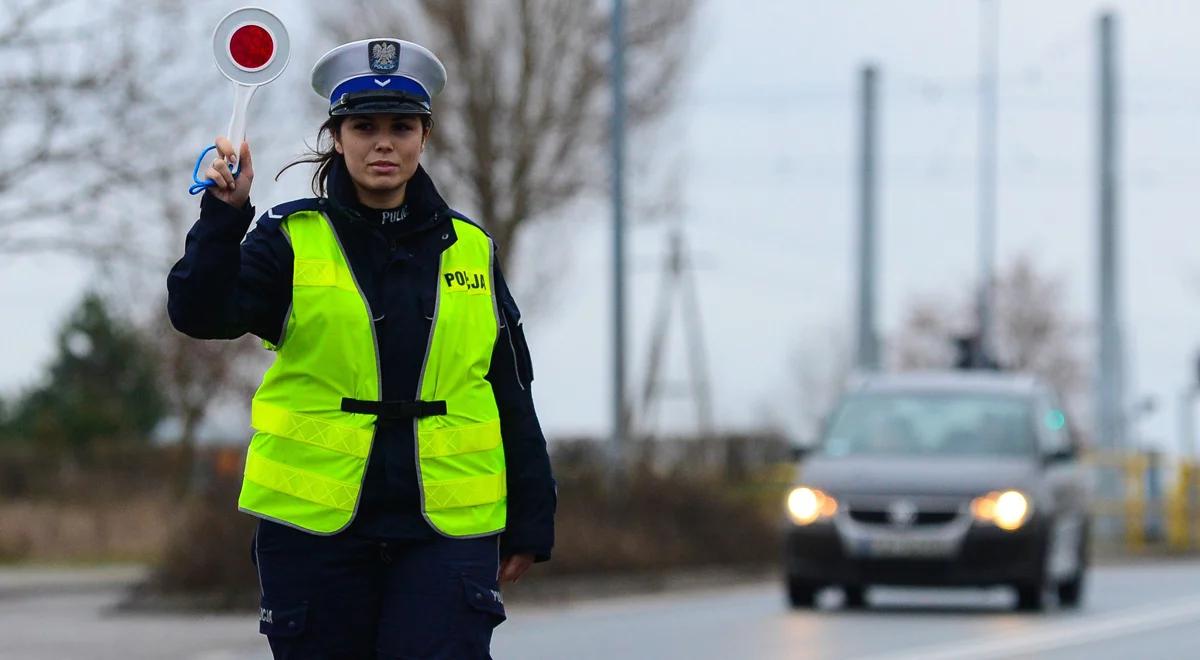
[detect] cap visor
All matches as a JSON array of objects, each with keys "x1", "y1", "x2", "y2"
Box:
[{"x1": 331, "y1": 100, "x2": 431, "y2": 116}]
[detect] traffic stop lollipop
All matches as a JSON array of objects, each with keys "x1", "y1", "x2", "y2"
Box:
[{"x1": 189, "y1": 7, "x2": 290, "y2": 195}]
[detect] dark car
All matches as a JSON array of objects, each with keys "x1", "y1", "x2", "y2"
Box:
[{"x1": 784, "y1": 371, "x2": 1090, "y2": 611}]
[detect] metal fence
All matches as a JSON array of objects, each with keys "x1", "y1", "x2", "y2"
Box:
[{"x1": 1089, "y1": 451, "x2": 1200, "y2": 553}]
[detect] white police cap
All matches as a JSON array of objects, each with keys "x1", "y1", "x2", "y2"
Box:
[{"x1": 311, "y1": 38, "x2": 447, "y2": 116}]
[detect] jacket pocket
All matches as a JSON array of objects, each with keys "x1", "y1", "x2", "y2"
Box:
[
  {"x1": 508, "y1": 321, "x2": 535, "y2": 386},
  {"x1": 499, "y1": 297, "x2": 534, "y2": 387}
]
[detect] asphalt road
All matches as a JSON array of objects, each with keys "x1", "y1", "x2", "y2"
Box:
[{"x1": 2, "y1": 560, "x2": 1199, "y2": 659}]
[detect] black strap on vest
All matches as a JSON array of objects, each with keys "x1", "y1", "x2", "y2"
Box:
[{"x1": 340, "y1": 397, "x2": 447, "y2": 419}]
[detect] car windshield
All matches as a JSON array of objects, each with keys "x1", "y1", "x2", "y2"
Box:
[{"x1": 819, "y1": 392, "x2": 1037, "y2": 457}]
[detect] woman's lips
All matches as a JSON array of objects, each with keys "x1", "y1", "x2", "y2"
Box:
[{"x1": 368, "y1": 162, "x2": 398, "y2": 173}]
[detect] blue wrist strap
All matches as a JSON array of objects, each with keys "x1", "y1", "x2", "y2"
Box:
[{"x1": 189, "y1": 144, "x2": 242, "y2": 196}]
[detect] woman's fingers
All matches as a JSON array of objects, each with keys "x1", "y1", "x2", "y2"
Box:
[
  {"x1": 207, "y1": 137, "x2": 232, "y2": 189},
  {"x1": 209, "y1": 157, "x2": 234, "y2": 190},
  {"x1": 215, "y1": 136, "x2": 235, "y2": 161},
  {"x1": 237, "y1": 140, "x2": 254, "y2": 181},
  {"x1": 499, "y1": 554, "x2": 534, "y2": 584},
  {"x1": 205, "y1": 135, "x2": 252, "y2": 202},
  {"x1": 209, "y1": 136, "x2": 238, "y2": 188},
  {"x1": 203, "y1": 166, "x2": 222, "y2": 189},
  {"x1": 509, "y1": 562, "x2": 531, "y2": 583}
]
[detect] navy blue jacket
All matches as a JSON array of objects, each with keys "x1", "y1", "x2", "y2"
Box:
[{"x1": 167, "y1": 161, "x2": 555, "y2": 562}]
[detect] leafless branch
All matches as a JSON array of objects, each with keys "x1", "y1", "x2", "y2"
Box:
[
  {"x1": 311, "y1": 0, "x2": 696, "y2": 272},
  {"x1": 0, "y1": 1, "x2": 296, "y2": 467},
  {"x1": 889, "y1": 255, "x2": 1089, "y2": 419}
]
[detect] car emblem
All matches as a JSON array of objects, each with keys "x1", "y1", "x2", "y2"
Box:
[{"x1": 887, "y1": 500, "x2": 918, "y2": 527}]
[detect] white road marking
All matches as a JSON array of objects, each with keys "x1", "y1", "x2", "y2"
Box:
[{"x1": 854, "y1": 594, "x2": 1200, "y2": 660}]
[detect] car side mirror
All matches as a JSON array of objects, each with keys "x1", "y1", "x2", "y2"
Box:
[
  {"x1": 1043, "y1": 447, "x2": 1076, "y2": 464},
  {"x1": 789, "y1": 444, "x2": 813, "y2": 462}
]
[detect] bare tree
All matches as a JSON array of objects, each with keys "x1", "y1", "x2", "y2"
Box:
[
  {"x1": 890, "y1": 255, "x2": 1089, "y2": 414},
  {"x1": 991, "y1": 256, "x2": 1088, "y2": 410},
  {"x1": 313, "y1": 0, "x2": 696, "y2": 271},
  {"x1": 99, "y1": 3, "x2": 285, "y2": 486},
  {"x1": 0, "y1": 0, "x2": 119, "y2": 255},
  {"x1": 0, "y1": 1, "x2": 283, "y2": 487},
  {"x1": 0, "y1": 1, "x2": 283, "y2": 266},
  {"x1": 151, "y1": 310, "x2": 262, "y2": 492},
  {"x1": 891, "y1": 297, "x2": 965, "y2": 370}
]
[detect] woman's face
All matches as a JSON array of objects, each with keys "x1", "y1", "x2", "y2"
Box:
[{"x1": 334, "y1": 113, "x2": 427, "y2": 205}]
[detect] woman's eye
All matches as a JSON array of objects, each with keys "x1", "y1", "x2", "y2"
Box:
[{"x1": 352, "y1": 122, "x2": 373, "y2": 131}]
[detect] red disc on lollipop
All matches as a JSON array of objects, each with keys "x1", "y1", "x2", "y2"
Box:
[
  {"x1": 212, "y1": 8, "x2": 289, "y2": 86},
  {"x1": 229, "y1": 24, "x2": 275, "y2": 71}
]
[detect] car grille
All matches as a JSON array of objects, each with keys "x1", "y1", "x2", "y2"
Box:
[{"x1": 847, "y1": 509, "x2": 960, "y2": 526}]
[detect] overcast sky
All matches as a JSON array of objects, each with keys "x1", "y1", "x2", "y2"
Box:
[{"x1": 3, "y1": 0, "x2": 1199, "y2": 453}]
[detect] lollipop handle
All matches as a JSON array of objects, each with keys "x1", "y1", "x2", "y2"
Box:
[
  {"x1": 225, "y1": 83, "x2": 258, "y2": 174},
  {"x1": 186, "y1": 83, "x2": 258, "y2": 195}
]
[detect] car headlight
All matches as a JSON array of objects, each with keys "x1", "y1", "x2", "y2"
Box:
[
  {"x1": 786, "y1": 486, "x2": 838, "y2": 525},
  {"x1": 971, "y1": 490, "x2": 1031, "y2": 531}
]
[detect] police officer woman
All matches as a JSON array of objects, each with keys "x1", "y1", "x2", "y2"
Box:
[{"x1": 168, "y1": 38, "x2": 556, "y2": 659}]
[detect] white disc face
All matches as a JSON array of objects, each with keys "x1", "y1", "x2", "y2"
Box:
[{"x1": 212, "y1": 7, "x2": 290, "y2": 85}]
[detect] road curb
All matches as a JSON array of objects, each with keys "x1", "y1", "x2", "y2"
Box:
[{"x1": 0, "y1": 565, "x2": 147, "y2": 600}]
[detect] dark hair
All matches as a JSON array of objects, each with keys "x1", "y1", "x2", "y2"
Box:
[
  {"x1": 275, "y1": 116, "x2": 344, "y2": 197},
  {"x1": 276, "y1": 114, "x2": 433, "y2": 197}
]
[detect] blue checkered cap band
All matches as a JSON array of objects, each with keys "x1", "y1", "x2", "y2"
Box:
[{"x1": 311, "y1": 38, "x2": 447, "y2": 113}]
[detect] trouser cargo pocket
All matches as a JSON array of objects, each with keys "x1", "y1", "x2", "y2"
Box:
[
  {"x1": 259, "y1": 601, "x2": 307, "y2": 638},
  {"x1": 462, "y1": 575, "x2": 506, "y2": 626}
]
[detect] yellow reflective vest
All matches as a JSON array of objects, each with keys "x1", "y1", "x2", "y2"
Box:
[{"x1": 237, "y1": 209, "x2": 507, "y2": 537}]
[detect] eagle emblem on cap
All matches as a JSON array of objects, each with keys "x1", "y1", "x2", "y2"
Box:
[{"x1": 369, "y1": 41, "x2": 399, "y2": 73}]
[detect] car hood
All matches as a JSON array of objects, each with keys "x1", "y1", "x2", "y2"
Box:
[{"x1": 797, "y1": 455, "x2": 1040, "y2": 497}]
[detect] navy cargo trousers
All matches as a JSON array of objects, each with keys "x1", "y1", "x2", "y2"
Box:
[{"x1": 251, "y1": 520, "x2": 506, "y2": 659}]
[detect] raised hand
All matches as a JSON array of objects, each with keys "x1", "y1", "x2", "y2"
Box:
[{"x1": 203, "y1": 136, "x2": 254, "y2": 207}]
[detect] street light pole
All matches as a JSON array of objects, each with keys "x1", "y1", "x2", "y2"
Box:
[
  {"x1": 1096, "y1": 12, "x2": 1125, "y2": 450},
  {"x1": 854, "y1": 64, "x2": 880, "y2": 372},
  {"x1": 609, "y1": 0, "x2": 629, "y2": 488},
  {"x1": 976, "y1": 0, "x2": 999, "y2": 365}
]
